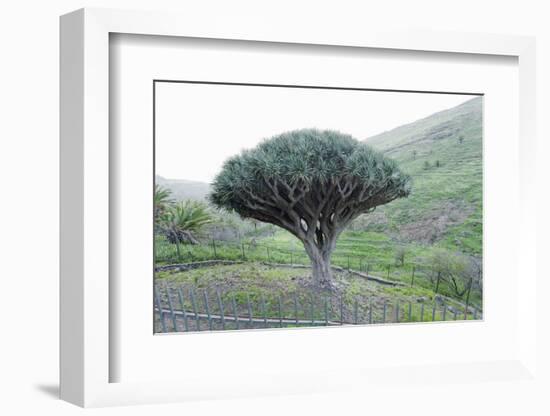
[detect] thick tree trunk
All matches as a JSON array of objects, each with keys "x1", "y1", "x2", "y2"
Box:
[
  {"x1": 304, "y1": 241, "x2": 335, "y2": 289},
  {"x1": 311, "y1": 254, "x2": 334, "y2": 288}
]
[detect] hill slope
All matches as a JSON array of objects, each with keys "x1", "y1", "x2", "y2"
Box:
[
  {"x1": 361, "y1": 96, "x2": 482, "y2": 254},
  {"x1": 156, "y1": 175, "x2": 211, "y2": 202}
]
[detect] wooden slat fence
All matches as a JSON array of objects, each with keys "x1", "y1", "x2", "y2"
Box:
[{"x1": 154, "y1": 284, "x2": 482, "y2": 333}]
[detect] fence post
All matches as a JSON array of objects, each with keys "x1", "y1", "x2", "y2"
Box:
[
  {"x1": 294, "y1": 293, "x2": 299, "y2": 324},
  {"x1": 411, "y1": 265, "x2": 415, "y2": 287},
  {"x1": 278, "y1": 295, "x2": 283, "y2": 328},
  {"x1": 216, "y1": 289, "x2": 225, "y2": 330},
  {"x1": 189, "y1": 288, "x2": 200, "y2": 331},
  {"x1": 382, "y1": 301, "x2": 387, "y2": 323},
  {"x1": 212, "y1": 238, "x2": 217, "y2": 259},
  {"x1": 154, "y1": 285, "x2": 167, "y2": 333},
  {"x1": 324, "y1": 296, "x2": 329, "y2": 326},
  {"x1": 354, "y1": 298, "x2": 358, "y2": 324},
  {"x1": 420, "y1": 303, "x2": 425, "y2": 322},
  {"x1": 177, "y1": 287, "x2": 189, "y2": 332},
  {"x1": 408, "y1": 302, "x2": 412, "y2": 322},
  {"x1": 366, "y1": 263, "x2": 370, "y2": 279},
  {"x1": 231, "y1": 294, "x2": 240, "y2": 330},
  {"x1": 310, "y1": 295, "x2": 315, "y2": 325},
  {"x1": 473, "y1": 308, "x2": 478, "y2": 320},
  {"x1": 387, "y1": 265, "x2": 391, "y2": 279},
  {"x1": 464, "y1": 277, "x2": 473, "y2": 320},
  {"x1": 347, "y1": 256, "x2": 350, "y2": 271},
  {"x1": 246, "y1": 294, "x2": 253, "y2": 326},
  {"x1": 165, "y1": 285, "x2": 178, "y2": 332},
  {"x1": 369, "y1": 299, "x2": 373, "y2": 324},
  {"x1": 435, "y1": 271, "x2": 442, "y2": 293},
  {"x1": 453, "y1": 310, "x2": 458, "y2": 320},
  {"x1": 431, "y1": 303, "x2": 436, "y2": 321},
  {"x1": 442, "y1": 304, "x2": 447, "y2": 321},
  {"x1": 260, "y1": 294, "x2": 268, "y2": 328},
  {"x1": 203, "y1": 290, "x2": 213, "y2": 330},
  {"x1": 395, "y1": 301, "x2": 400, "y2": 323},
  {"x1": 340, "y1": 296, "x2": 344, "y2": 325},
  {"x1": 241, "y1": 243, "x2": 246, "y2": 260}
]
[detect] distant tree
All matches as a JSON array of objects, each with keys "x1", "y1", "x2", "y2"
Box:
[
  {"x1": 161, "y1": 200, "x2": 214, "y2": 245},
  {"x1": 426, "y1": 249, "x2": 470, "y2": 296},
  {"x1": 446, "y1": 254, "x2": 470, "y2": 297},
  {"x1": 458, "y1": 135, "x2": 464, "y2": 144},
  {"x1": 423, "y1": 161, "x2": 431, "y2": 170},
  {"x1": 469, "y1": 256, "x2": 483, "y2": 300},
  {"x1": 394, "y1": 246, "x2": 407, "y2": 266},
  {"x1": 209, "y1": 129, "x2": 411, "y2": 288},
  {"x1": 435, "y1": 160, "x2": 441, "y2": 168},
  {"x1": 412, "y1": 150, "x2": 417, "y2": 160},
  {"x1": 426, "y1": 249, "x2": 450, "y2": 293}
]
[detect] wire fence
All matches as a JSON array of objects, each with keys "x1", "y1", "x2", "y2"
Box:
[
  {"x1": 154, "y1": 282, "x2": 482, "y2": 333},
  {"x1": 155, "y1": 236, "x2": 482, "y2": 308}
]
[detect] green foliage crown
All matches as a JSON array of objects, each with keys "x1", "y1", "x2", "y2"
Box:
[{"x1": 210, "y1": 128, "x2": 411, "y2": 210}]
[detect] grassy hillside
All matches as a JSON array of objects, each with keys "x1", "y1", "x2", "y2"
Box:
[{"x1": 361, "y1": 96, "x2": 483, "y2": 255}]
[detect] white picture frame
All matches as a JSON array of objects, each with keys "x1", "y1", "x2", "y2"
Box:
[{"x1": 60, "y1": 8, "x2": 538, "y2": 408}]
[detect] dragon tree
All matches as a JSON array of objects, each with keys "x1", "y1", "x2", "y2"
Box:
[{"x1": 209, "y1": 129, "x2": 411, "y2": 288}]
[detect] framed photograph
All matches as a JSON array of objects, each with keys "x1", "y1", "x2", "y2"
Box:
[
  {"x1": 152, "y1": 81, "x2": 484, "y2": 334},
  {"x1": 60, "y1": 8, "x2": 538, "y2": 408}
]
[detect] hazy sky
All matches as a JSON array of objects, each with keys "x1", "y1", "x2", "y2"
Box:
[{"x1": 155, "y1": 83, "x2": 473, "y2": 183}]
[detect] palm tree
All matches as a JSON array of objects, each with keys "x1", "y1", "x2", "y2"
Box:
[
  {"x1": 162, "y1": 200, "x2": 214, "y2": 245},
  {"x1": 154, "y1": 184, "x2": 173, "y2": 225}
]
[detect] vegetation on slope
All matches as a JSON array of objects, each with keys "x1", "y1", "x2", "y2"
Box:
[{"x1": 361, "y1": 96, "x2": 483, "y2": 255}]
